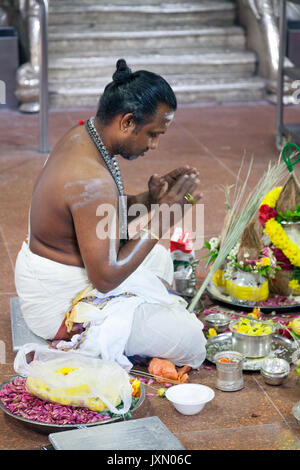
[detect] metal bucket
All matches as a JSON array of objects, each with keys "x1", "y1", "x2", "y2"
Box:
[{"x1": 229, "y1": 320, "x2": 276, "y2": 358}]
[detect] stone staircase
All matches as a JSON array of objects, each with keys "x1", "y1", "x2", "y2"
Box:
[{"x1": 47, "y1": 0, "x2": 266, "y2": 108}]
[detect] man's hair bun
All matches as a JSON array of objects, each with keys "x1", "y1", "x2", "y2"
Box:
[
  {"x1": 97, "y1": 59, "x2": 177, "y2": 126},
  {"x1": 112, "y1": 59, "x2": 132, "y2": 85}
]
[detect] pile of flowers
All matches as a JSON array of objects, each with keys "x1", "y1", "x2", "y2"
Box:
[
  {"x1": 231, "y1": 317, "x2": 273, "y2": 335},
  {"x1": 201, "y1": 237, "x2": 280, "y2": 281},
  {"x1": 223, "y1": 244, "x2": 280, "y2": 281},
  {"x1": 0, "y1": 376, "x2": 140, "y2": 425}
]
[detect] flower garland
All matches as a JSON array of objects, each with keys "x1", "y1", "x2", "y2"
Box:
[{"x1": 259, "y1": 186, "x2": 300, "y2": 291}]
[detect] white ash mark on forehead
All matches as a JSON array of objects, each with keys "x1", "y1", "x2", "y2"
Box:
[{"x1": 164, "y1": 112, "x2": 174, "y2": 127}]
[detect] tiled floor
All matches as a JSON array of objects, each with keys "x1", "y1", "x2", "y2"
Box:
[{"x1": 1, "y1": 101, "x2": 300, "y2": 449}]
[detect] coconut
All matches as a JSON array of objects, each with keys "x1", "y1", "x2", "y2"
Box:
[
  {"x1": 275, "y1": 172, "x2": 300, "y2": 214},
  {"x1": 237, "y1": 218, "x2": 264, "y2": 264}
]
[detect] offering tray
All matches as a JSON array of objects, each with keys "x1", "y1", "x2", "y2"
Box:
[
  {"x1": 0, "y1": 375, "x2": 145, "y2": 434},
  {"x1": 205, "y1": 332, "x2": 295, "y2": 371},
  {"x1": 206, "y1": 282, "x2": 300, "y2": 314},
  {"x1": 292, "y1": 401, "x2": 300, "y2": 425}
]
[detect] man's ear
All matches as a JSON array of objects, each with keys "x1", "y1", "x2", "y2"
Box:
[{"x1": 120, "y1": 113, "x2": 135, "y2": 133}]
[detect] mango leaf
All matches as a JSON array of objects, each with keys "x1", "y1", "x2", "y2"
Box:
[{"x1": 201, "y1": 241, "x2": 211, "y2": 250}]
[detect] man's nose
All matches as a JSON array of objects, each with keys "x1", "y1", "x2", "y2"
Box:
[{"x1": 149, "y1": 137, "x2": 159, "y2": 150}]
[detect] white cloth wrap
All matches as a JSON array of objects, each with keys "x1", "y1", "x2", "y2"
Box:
[{"x1": 15, "y1": 242, "x2": 206, "y2": 370}]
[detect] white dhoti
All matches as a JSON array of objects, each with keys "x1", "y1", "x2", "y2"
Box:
[{"x1": 15, "y1": 241, "x2": 207, "y2": 370}]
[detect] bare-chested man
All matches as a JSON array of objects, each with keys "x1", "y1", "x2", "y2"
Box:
[{"x1": 15, "y1": 59, "x2": 207, "y2": 370}]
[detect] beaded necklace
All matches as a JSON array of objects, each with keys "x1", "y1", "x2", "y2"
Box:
[{"x1": 85, "y1": 117, "x2": 128, "y2": 241}]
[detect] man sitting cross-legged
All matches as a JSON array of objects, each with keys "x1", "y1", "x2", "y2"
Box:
[{"x1": 15, "y1": 59, "x2": 207, "y2": 370}]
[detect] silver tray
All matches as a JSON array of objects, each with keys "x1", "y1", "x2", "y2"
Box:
[
  {"x1": 206, "y1": 283, "x2": 300, "y2": 313},
  {"x1": 206, "y1": 332, "x2": 296, "y2": 371},
  {"x1": 0, "y1": 375, "x2": 145, "y2": 434},
  {"x1": 293, "y1": 401, "x2": 300, "y2": 425}
]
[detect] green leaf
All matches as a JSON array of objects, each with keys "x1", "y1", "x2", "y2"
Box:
[
  {"x1": 200, "y1": 253, "x2": 213, "y2": 260},
  {"x1": 202, "y1": 241, "x2": 211, "y2": 250},
  {"x1": 277, "y1": 206, "x2": 300, "y2": 222}
]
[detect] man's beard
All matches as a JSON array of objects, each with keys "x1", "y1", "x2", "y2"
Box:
[{"x1": 117, "y1": 143, "x2": 146, "y2": 160}]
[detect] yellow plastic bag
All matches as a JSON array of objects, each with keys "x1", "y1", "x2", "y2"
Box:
[{"x1": 14, "y1": 343, "x2": 132, "y2": 414}]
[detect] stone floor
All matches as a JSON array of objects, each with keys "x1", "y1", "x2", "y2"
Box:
[{"x1": 1, "y1": 101, "x2": 300, "y2": 450}]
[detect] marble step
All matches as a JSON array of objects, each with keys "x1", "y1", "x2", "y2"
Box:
[
  {"x1": 49, "y1": 0, "x2": 231, "y2": 5},
  {"x1": 48, "y1": 27, "x2": 245, "y2": 54},
  {"x1": 48, "y1": 50, "x2": 257, "y2": 80},
  {"x1": 49, "y1": 77, "x2": 266, "y2": 108},
  {"x1": 48, "y1": 2, "x2": 236, "y2": 29}
]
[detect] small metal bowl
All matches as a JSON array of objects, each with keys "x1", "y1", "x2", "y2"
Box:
[
  {"x1": 205, "y1": 313, "x2": 231, "y2": 333},
  {"x1": 260, "y1": 357, "x2": 290, "y2": 385}
]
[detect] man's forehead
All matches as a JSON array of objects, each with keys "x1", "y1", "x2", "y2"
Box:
[{"x1": 148, "y1": 106, "x2": 175, "y2": 129}]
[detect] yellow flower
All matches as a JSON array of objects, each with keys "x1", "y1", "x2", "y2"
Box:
[
  {"x1": 233, "y1": 319, "x2": 273, "y2": 335},
  {"x1": 56, "y1": 367, "x2": 78, "y2": 375},
  {"x1": 264, "y1": 218, "x2": 300, "y2": 267},
  {"x1": 260, "y1": 187, "x2": 282, "y2": 208},
  {"x1": 130, "y1": 378, "x2": 141, "y2": 397},
  {"x1": 263, "y1": 326, "x2": 273, "y2": 334},
  {"x1": 248, "y1": 312, "x2": 258, "y2": 319},
  {"x1": 208, "y1": 328, "x2": 217, "y2": 338},
  {"x1": 289, "y1": 279, "x2": 300, "y2": 292},
  {"x1": 256, "y1": 257, "x2": 271, "y2": 267}
]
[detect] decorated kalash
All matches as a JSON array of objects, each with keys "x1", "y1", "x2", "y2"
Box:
[
  {"x1": 202, "y1": 143, "x2": 300, "y2": 320},
  {"x1": 196, "y1": 143, "x2": 300, "y2": 392}
]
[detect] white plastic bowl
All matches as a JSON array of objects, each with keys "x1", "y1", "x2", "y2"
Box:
[{"x1": 165, "y1": 383, "x2": 215, "y2": 415}]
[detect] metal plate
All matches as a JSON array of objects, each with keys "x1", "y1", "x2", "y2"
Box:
[
  {"x1": 206, "y1": 283, "x2": 300, "y2": 313},
  {"x1": 293, "y1": 401, "x2": 300, "y2": 425},
  {"x1": 0, "y1": 375, "x2": 145, "y2": 434},
  {"x1": 48, "y1": 416, "x2": 186, "y2": 450},
  {"x1": 10, "y1": 297, "x2": 46, "y2": 352},
  {"x1": 205, "y1": 332, "x2": 296, "y2": 371}
]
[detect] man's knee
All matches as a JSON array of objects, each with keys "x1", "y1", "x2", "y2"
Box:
[
  {"x1": 141, "y1": 243, "x2": 174, "y2": 284},
  {"x1": 183, "y1": 330, "x2": 207, "y2": 368},
  {"x1": 165, "y1": 319, "x2": 207, "y2": 368}
]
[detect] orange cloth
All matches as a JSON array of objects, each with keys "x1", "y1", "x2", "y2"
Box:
[{"x1": 148, "y1": 358, "x2": 191, "y2": 384}]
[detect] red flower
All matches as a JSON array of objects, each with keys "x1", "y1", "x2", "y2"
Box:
[
  {"x1": 259, "y1": 204, "x2": 277, "y2": 226},
  {"x1": 78, "y1": 120, "x2": 85, "y2": 125},
  {"x1": 272, "y1": 247, "x2": 293, "y2": 271}
]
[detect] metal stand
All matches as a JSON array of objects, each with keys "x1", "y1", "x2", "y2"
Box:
[
  {"x1": 37, "y1": 0, "x2": 49, "y2": 154},
  {"x1": 276, "y1": 0, "x2": 300, "y2": 149}
]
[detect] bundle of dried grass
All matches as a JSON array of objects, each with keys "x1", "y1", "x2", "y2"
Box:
[{"x1": 188, "y1": 154, "x2": 287, "y2": 312}]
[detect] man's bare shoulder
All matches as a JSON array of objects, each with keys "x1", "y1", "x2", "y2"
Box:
[
  {"x1": 52, "y1": 125, "x2": 109, "y2": 177},
  {"x1": 41, "y1": 125, "x2": 118, "y2": 208}
]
